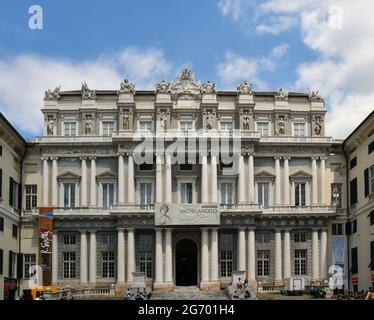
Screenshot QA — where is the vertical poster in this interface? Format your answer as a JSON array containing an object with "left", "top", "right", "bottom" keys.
[
  {"left": 39, "top": 207, "right": 53, "bottom": 286},
  {"left": 332, "top": 235, "right": 347, "bottom": 273}
]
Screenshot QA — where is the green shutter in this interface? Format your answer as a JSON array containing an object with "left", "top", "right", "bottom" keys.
[
  {"left": 364, "top": 168, "right": 369, "bottom": 197},
  {"left": 9, "top": 177, "right": 13, "bottom": 207}
]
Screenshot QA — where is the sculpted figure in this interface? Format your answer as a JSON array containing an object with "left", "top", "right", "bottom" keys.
[
  {"left": 119, "top": 79, "right": 136, "bottom": 94},
  {"left": 44, "top": 86, "right": 61, "bottom": 100},
  {"left": 201, "top": 81, "right": 216, "bottom": 94},
  {"left": 206, "top": 111, "right": 213, "bottom": 129},
  {"left": 123, "top": 112, "right": 130, "bottom": 130},
  {"left": 237, "top": 81, "right": 253, "bottom": 94},
  {"left": 47, "top": 116, "right": 54, "bottom": 135},
  {"left": 242, "top": 113, "right": 250, "bottom": 130},
  {"left": 160, "top": 112, "right": 167, "bottom": 130},
  {"left": 81, "top": 81, "right": 96, "bottom": 99}
]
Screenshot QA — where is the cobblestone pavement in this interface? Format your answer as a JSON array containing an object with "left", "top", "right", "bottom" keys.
[{"left": 151, "top": 287, "right": 229, "bottom": 300}]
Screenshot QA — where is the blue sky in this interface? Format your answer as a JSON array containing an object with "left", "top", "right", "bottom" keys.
[{"left": 0, "top": 0, "right": 373, "bottom": 138}]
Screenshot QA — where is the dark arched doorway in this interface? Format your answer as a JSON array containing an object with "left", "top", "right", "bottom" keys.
[{"left": 176, "top": 239, "right": 198, "bottom": 286}]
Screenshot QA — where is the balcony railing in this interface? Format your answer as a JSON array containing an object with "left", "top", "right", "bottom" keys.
[
  {"left": 262, "top": 205, "right": 335, "bottom": 214},
  {"left": 33, "top": 136, "right": 113, "bottom": 143},
  {"left": 259, "top": 136, "right": 333, "bottom": 144}
]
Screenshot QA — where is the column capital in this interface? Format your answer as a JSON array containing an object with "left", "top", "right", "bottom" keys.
[
  {"left": 116, "top": 227, "right": 125, "bottom": 232},
  {"left": 274, "top": 156, "right": 282, "bottom": 160},
  {"left": 88, "top": 230, "right": 97, "bottom": 234},
  {"left": 41, "top": 156, "right": 49, "bottom": 161},
  {"left": 79, "top": 156, "right": 88, "bottom": 161},
  {"left": 200, "top": 227, "right": 209, "bottom": 232},
  {"left": 50, "top": 156, "right": 59, "bottom": 161},
  {"left": 154, "top": 227, "right": 164, "bottom": 232},
  {"left": 210, "top": 227, "right": 219, "bottom": 232},
  {"left": 117, "top": 152, "right": 125, "bottom": 157},
  {"left": 79, "top": 230, "right": 88, "bottom": 234},
  {"left": 311, "top": 156, "right": 319, "bottom": 161},
  {"left": 319, "top": 156, "right": 327, "bottom": 161},
  {"left": 247, "top": 226, "right": 256, "bottom": 231},
  {"left": 283, "top": 156, "right": 291, "bottom": 160},
  {"left": 89, "top": 156, "right": 97, "bottom": 160},
  {"left": 126, "top": 227, "right": 135, "bottom": 232}
]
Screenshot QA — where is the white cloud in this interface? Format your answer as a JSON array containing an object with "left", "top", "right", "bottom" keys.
[
  {"left": 218, "top": 0, "right": 244, "bottom": 21},
  {"left": 255, "top": 15, "right": 297, "bottom": 35},
  {"left": 217, "top": 43, "right": 289, "bottom": 89},
  {"left": 0, "top": 47, "right": 171, "bottom": 136}
]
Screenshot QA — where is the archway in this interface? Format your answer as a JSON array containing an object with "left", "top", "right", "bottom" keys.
[{"left": 175, "top": 239, "right": 198, "bottom": 286}]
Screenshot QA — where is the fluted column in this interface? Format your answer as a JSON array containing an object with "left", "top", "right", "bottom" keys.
[
  {"left": 238, "top": 154, "right": 245, "bottom": 204},
  {"left": 90, "top": 157, "right": 97, "bottom": 207},
  {"left": 89, "top": 231, "right": 97, "bottom": 284},
  {"left": 80, "top": 157, "right": 88, "bottom": 207},
  {"left": 165, "top": 228, "right": 173, "bottom": 283},
  {"left": 275, "top": 230, "right": 283, "bottom": 283},
  {"left": 283, "top": 157, "right": 290, "bottom": 206},
  {"left": 311, "top": 157, "right": 318, "bottom": 205},
  {"left": 165, "top": 154, "right": 172, "bottom": 203},
  {"left": 248, "top": 154, "right": 255, "bottom": 203},
  {"left": 52, "top": 231, "right": 58, "bottom": 284},
  {"left": 118, "top": 154, "right": 125, "bottom": 204},
  {"left": 80, "top": 231, "right": 88, "bottom": 284},
  {"left": 275, "top": 157, "right": 281, "bottom": 205},
  {"left": 211, "top": 154, "right": 218, "bottom": 203},
  {"left": 312, "top": 229, "right": 320, "bottom": 280},
  {"left": 117, "top": 229, "right": 125, "bottom": 283},
  {"left": 201, "top": 154, "right": 208, "bottom": 203},
  {"left": 237, "top": 228, "right": 246, "bottom": 271},
  {"left": 127, "top": 154, "right": 135, "bottom": 203},
  {"left": 283, "top": 230, "right": 291, "bottom": 279},
  {"left": 51, "top": 157, "right": 58, "bottom": 207},
  {"left": 127, "top": 228, "right": 135, "bottom": 283},
  {"left": 42, "top": 157, "right": 49, "bottom": 206},
  {"left": 320, "top": 157, "right": 326, "bottom": 205},
  {"left": 155, "top": 228, "right": 163, "bottom": 284},
  {"left": 320, "top": 229, "right": 328, "bottom": 280},
  {"left": 210, "top": 228, "right": 219, "bottom": 282},
  {"left": 247, "top": 228, "right": 256, "bottom": 281},
  {"left": 156, "top": 154, "right": 163, "bottom": 203},
  {"left": 201, "top": 228, "right": 209, "bottom": 283}
]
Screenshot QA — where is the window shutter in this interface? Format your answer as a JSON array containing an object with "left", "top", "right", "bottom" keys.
[
  {"left": 371, "top": 241, "right": 374, "bottom": 271},
  {"left": 350, "top": 178, "right": 357, "bottom": 205},
  {"left": 18, "top": 183, "right": 21, "bottom": 210},
  {"left": 0, "top": 249, "right": 3, "bottom": 274},
  {"left": 17, "top": 253, "right": 23, "bottom": 279},
  {"left": 0, "top": 169, "right": 2, "bottom": 198},
  {"left": 364, "top": 168, "right": 369, "bottom": 197},
  {"left": 345, "top": 222, "right": 352, "bottom": 235},
  {"left": 9, "top": 177, "right": 13, "bottom": 207},
  {"left": 8, "top": 250, "right": 13, "bottom": 277}
]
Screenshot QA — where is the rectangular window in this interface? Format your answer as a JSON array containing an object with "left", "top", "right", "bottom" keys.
[
  {"left": 139, "top": 252, "right": 153, "bottom": 278},
  {"left": 101, "top": 234, "right": 115, "bottom": 245},
  {"left": 220, "top": 121, "right": 233, "bottom": 131},
  {"left": 331, "top": 183, "right": 342, "bottom": 208},
  {"left": 102, "top": 121, "right": 115, "bottom": 136},
  {"left": 139, "top": 120, "right": 153, "bottom": 131},
  {"left": 12, "top": 224, "right": 17, "bottom": 238},
  {"left": 179, "top": 120, "right": 193, "bottom": 131},
  {"left": 332, "top": 223, "right": 344, "bottom": 236},
  {"left": 24, "top": 254, "right": 36, "bottom": 279},
  {"left": 294, "top": 250, "right": 307, "bottom": 275},
  {"left": 181, "top": 183, "right": 193, "bottom": 204},
  {"left": 63, "top": 252, "right": 76, "bottom": 279},
  {"left": 293, "top": 123, "right": 306, "bottom": 136},
  {"left": 370, "top": 241, "right": 374, "bottom": 271},
  {"left": 294, "top": 232, "right": 306, "bottom": 242},
  {"left": 64, "top": 122, "right": 77, "bottom": 137},
  {"left": 257, "top": 122, "right": 269, "bottom": 136},
  {"left": 0, "top": 217, "right": 3, "bottom": 232},
  {"left": 25, "top": 184, "right": 37, "bottom": 211},
  {"left": 0, "top": 168, "right": 2, "bottom": 199},
  {"left": 102, "top": 251, "right": 115, "bottom": 278},
  {"left": 368, "top": 140, "right": 374, "bottom": 154},
  {"left": 139, "top": 163, "right": 154, "bottom": 171},
  {"left": 256, "top": 233, "right": 271, "bottom": 243},
  {"left": 220, "top": 183, "right": 234, "bottom": 205},
  {"left": 0, "top": 249, "right": 3, "bottom": 274},
  {"left": 63, "top": 235, "right": 76, "bottom": 245},
  {"left": 295, "top": 182, "right": 306, "bottom": 207},
  {"left": 351, "top": 247, "right": 358, "bottom": 274},
  {"left": 370, "top": 166, "right": 374, "bottom": 195},
  {"left": 220, "top": 251, "right": 233, "bottom": 277},
  {"left": 102, "top": 183, "right": 114, "bottom": 209},
  {"left": 140, "top": 183, "right": 153, "bottom": 206},
  {"left": 179, "top": 164, "right": 193, "bottom": 171},
  {"left": 350, "top": 178, "right": 357, "bottom": 206},
  {"left": 352, "top": 219, "right": 357, "bottom": 233},
  {"left": 350, "top": 157, "right": 357, "bottom": 169},
  {"left": 370, "top": 211, "right": 374, "bottom": 226},
  {"left": 257, "top": 250, "right": 270, "bottom": 276},
  {"left": 63, "top": 183, "right": 76, "bottom": 208},
  {"left": 9, "top": 177, "right": 19, "bottom": 209},
  {"left": 8, "top": 250, "right": 15, "bottom": 277},
  {"left": 257, "top": 182, "right": 270, "bottom": 207}
]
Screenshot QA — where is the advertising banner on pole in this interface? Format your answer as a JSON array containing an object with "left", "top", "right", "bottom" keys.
[{"left": 39, "top": 207, "right": 53, "bottom": 286}]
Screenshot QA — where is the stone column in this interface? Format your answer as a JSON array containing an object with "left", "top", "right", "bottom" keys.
[
  {"left": 42, "top": 157, "right": 49, "bottom": 206},
  {"left": 210, "top": 228, "right": 219, "bottom": 283},
  {"left": 201, "top": 154, "right": 208, "bottom": 203},
  {"left": 283, "top": 230, "right": 291, "bottom": 279},
  {"left": 320, "top": 229, "right": 328, "bottom": 280},
  {"left": 311, "top": 157, "right": 318, "bottom": 205},
  {"left": 52, "top": 231, "right": 58, "bottom": 284},
  {"left": 80, "top": 231, "right": 88, "bottom": 284},
  {"left": 320, "top": 157, "right": 326, "bottom": 205},
  {"left": 90, "top": 157, "right": 97, "bottom": 207},
  {"left": 274, "top": 230, "right": 283, "bottom": 284},
  {"left": 50, "top": 157, "right": 58, "bottom": 207},
  {"left": 155, "top": 228, "right": 163, "bottom": 284},
  {"left": 238, "top": 154, "right": 245, "bottom": 204},
  {"left": 275, "top": 157, "right": 281, "bottom": 206},
  {"left": 312, "top": 229, "right": 320, "bottom": 281},
  {"left": 127, "top": 154, "right": 135, "bottom": 204},
  {"left": 247, "top": 228, "right": 256, "bottom": 282},
  {"left": 89, "top": 231, "right": 97, "bottom": 284},
  {"left": 283, "top": 157, "right": 290, "bottom": 206},
  {"left": 211, "top": 154, "right": 218, "bottom": 203},
  {"left": 201, "top": 228, "right": 209, "bottom": 284},
  {"left": 118, "top": 154, "right": 125, "bottom": 204},
  {"left": 80, "top": 157, "right": 88, "bottom": 207},
  {"left": 237, "top": 228, "right": 246, "bottom": 271},
  {"left": 165, "top": 228, "right": 173, "bottom": 284},
  {"left": 127, "top": 228, "right": 135, "bottom": 283},
  {"left": 248, "top": 154, "right": 255, "bottom": 203},
  {"left": 165, "top": 154, "right": 172, "bottom": 203},
  {"left": 156, "top": 154, "right": 163, "bottom": 203},
  {"left": 117, "top": 229, "right": 125, "bottom": 283}
]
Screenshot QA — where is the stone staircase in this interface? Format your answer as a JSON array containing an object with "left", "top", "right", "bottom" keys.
[{"left": 151, "top": 286, "right": 229, "bottom": 300}]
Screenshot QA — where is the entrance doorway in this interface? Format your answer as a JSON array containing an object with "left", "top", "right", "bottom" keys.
[{"left": 176, "top": 239, "right": 198, "bottom": 286}]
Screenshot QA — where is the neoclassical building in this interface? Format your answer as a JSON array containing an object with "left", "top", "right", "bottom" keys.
[{"left": 19, "top": 68, "right": 348, "bottom": 294}]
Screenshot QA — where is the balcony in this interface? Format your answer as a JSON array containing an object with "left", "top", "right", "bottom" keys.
[
  {"left": 259, "top": 136, "right": 333, "bottom": 145},
  {"left": 33, "top": 135, "right": 113, "bottom": 144},
  {"left": 262, "top": 205, "right": 335, "bottom": 215}
]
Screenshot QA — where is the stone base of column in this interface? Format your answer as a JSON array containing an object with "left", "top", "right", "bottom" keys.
[
  {"left": 248, "top": 279, "right": 257, "bottom": 291},
  {"left": 153, "top": 282, "right": 175, "bottom": 292},
  {"left": 273, "top": 279, "right": 284, "bottom": 286},
  {"left": 115, "top": 282, "right": 129, "bottom": 296},
  {"left": 199, "top": 281, "right": 220, "bottom": 291}
]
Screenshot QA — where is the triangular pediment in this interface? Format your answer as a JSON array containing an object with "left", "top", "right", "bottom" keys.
[
  {"left": 57, "top": 171, "right": 81, "bottom": 179},
  {"left": 255, "top": 170, "right": 275, "bottom": 178},
  {"left": 289, "top": 170, "right": 312, "bottom": 178},
  {"left": 96, "top": 171, "right": 117, "bottom": 179}
]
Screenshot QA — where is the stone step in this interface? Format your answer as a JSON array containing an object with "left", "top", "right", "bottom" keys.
[{"left": 150, "top": 288, "right": 229, "bottom": 300}]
